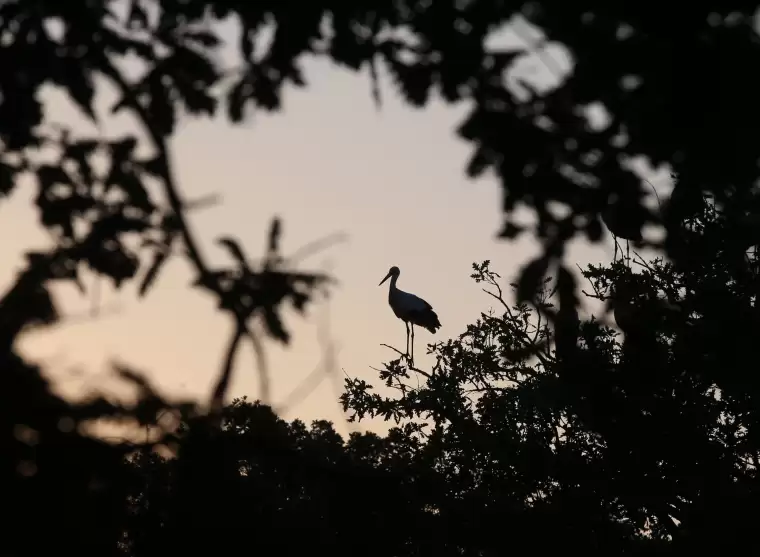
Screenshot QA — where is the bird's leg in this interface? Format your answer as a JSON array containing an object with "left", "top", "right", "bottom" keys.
[
  {"left": 410, "top": 324, "right": 415, "bottom": 365},
  {"left": 405, "top": 321, "right": 410, "bottom": 358}
]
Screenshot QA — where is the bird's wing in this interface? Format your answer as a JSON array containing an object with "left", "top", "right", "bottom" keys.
[{"left": 399, "top": 291, "right": 432, "bottom": 311}]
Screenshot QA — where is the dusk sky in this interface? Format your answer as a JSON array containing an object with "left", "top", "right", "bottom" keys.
[{"left": 2, "top": 16, "right": 670, "bottom": 435}]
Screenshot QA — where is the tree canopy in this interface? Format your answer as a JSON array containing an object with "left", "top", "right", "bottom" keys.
[
  {"left": 118, "top": 197, "right": 760, "bottom": 554},
  {"left": 4, "top": 1, "right": 760, "bottom": 301},
  {"left": 4, "top": 1, "right": 760, "bottom": 555}
]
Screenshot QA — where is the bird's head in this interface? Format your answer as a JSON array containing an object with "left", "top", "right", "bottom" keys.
[{"left": 379, "top": 266, "right": 400, "bottom": 286}]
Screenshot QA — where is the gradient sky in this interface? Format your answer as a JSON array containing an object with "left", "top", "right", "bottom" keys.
[{"left": 3, "top": 16, "right": 670, "bottom": 436}]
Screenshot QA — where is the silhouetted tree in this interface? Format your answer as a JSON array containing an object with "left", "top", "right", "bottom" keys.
[
  {"left": 344, "top": 197, "right": 760, "bottom": 553},
  {"left": 2, "top": 2, "right": 329, "bottom": 554},
  {"left": 117, "top": 192, "right": 760, "bottom": 555},
  {"left": 5, "top": 2, "right": 760, "bottom": 555},
  {"left": 121, "top": 398, "right": 442, "bottom": 557}
]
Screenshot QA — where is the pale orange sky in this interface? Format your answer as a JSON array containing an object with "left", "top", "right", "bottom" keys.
[{"left": 3, "top": 17, "right": 670, "bottom": 435}]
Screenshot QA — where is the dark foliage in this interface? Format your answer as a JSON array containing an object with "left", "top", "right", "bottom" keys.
[
  {"left": 341, "top": 209, "right": 760, "bottom": 553},
  {"left": 3, "top": 1, "right": 760, "bottom": 555},
  {"left": 120, "top": 196, "right": 760, "bottom": 554},
  {"left": 3, "top": 1, "right": 757, "bottom": 301},
  {"left": 122, "top": 400, "right": 437, "bottom": 557}
]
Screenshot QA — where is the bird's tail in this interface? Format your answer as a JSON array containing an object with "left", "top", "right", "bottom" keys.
[{"left": 423, "top": 312, "right": 442, "bottom": 334}]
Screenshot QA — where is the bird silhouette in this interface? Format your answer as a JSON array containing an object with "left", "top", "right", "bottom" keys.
[
  {"left": 379, "top": 266, "right": 441, "bottom": 364},
  {"left": 602, "top": 193, "right": 645, "bottom": 262}
]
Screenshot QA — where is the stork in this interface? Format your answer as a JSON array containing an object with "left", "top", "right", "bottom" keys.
[
  {"left": 378, "top": 266, "right": 441, "bottom": 364},
  {"left": 602, "top": 194, "right": 644, "bottom": 263}
]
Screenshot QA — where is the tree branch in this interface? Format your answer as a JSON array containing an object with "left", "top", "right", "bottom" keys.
[
  {"left": 211, "top": 320, "right": 245, "bottom": 415},
  {"left": 97, "top": 56, "right": 259, "bottom": 410},
  {"left": 98, "top": 60, "right": 211, "bottom": 287},
  {"left": 380, "top": 343, "right": 432, "bottom": 379},
  {"left": 246, "top": 325, "right": 270, "bottom": 406}
]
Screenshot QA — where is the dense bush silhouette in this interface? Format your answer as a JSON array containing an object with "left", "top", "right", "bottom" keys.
[
  {"left": 3, "top": 1, "right": 760, "bottom": 555},
  {"left": 122, "top": 400, "right": 439, "bottom": 557},
  {"left": 344, "top": 247, "right": 760, "bottom": 551},
  {"left": 117, "top": 192, "right": 760, "bottom": 554}
]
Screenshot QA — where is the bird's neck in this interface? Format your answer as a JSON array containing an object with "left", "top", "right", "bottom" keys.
[{"left": 387, "top": 275, "right": 398, "bottom": 300}]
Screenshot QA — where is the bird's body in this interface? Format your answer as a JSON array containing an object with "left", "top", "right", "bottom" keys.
[
  {"left": 388, "top": 287, "right": 441, "bottom": 333},
  {"left": 379, "top": 266, "right": 440, "bottom": 362},
  {"left": 602, "top": 194, "right": 645, "bottom": 262}
]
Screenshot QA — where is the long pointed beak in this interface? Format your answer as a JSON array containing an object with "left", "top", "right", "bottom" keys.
[{"left": 379, "top": 272, "right": 391, "bottom": 286}]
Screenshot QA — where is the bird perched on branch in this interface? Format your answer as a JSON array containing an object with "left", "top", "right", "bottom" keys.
[
  {"left": 601, "top": 190, "right": 649, "bottom": 262},
  {"left": 379, "top": 266, "right": 441, "bottom": 363}
]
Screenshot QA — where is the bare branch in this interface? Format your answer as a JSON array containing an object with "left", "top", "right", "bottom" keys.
[
  {"left": 408, "top": 364, "right": 432, "bottom": 380},
  {"left": 97, "top": 58, "right": 213, "bottom": 295},
  {"left": 98, "top": 56, "right": 276, "bottom": 411},
  {"left": 277, "top": 357, "right": 328, "bottom": 415},
  {"left": 381, "top": 343, "right": 407, "bottom": 358},
  {"left": 285, "top": 231, "right": 349, "bottom": 266},
  {"left": 247, "top": 326, "right": 270, "bottom": 406},
  {"left": 211, "top": 320, "right": 245, "bottom": 414},
  {"left": 379, "top": 344, "right": 433, "bottom": 379}
]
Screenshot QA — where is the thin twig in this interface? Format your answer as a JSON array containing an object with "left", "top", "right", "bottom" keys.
[
  {"left": 379, "top": 343, "right": 433, "bottom": 379},
  {"left": 631, "top": 249, "right": 656, "bottom": 273},
  {"left": 408, "top": 365, "right": 432, "bottom": 380},
  {"left": 185, "top": 192, "right": 223, "bottom": 213},
  {"left": 246, "top": 325, "right": 270, "bottom": 406},
  {"left": 285, "top": 232, "right": 349, "bottom": 266},
  {"left": 370, "top": 365, "right": 412, "bottom": 395},
  {"left": 211, "top": 320, "right": 245, "bottom": 414},
  {"left": 265, "top": 255, "right": 350, "bottom": 422},
  {"left": 380, "top": 343, "right": 407, "bottom": 358},
  {"left": 314, "top": 294, "right": 354, "bottom": 432},
  {"left": 277, "top": 358, "right": 328, "bottom": 414},
  {"left": 480, "top": 289, "right": 555, "bottom": 368}
]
